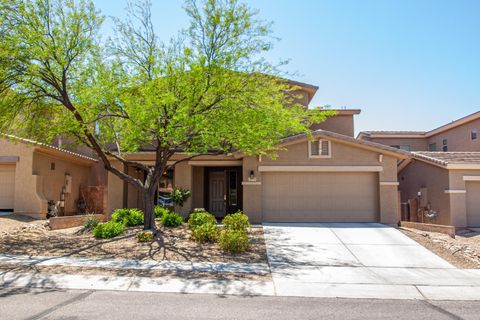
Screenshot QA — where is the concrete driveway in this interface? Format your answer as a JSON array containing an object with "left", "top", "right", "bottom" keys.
[{"left": 263, "top": 223, "right": 480, "bottom": 300}]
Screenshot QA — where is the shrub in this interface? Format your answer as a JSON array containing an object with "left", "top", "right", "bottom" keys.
[
  {"left": 222, "top": 211, "right": 250, "bottom": 232},
  {"left": 218, "top": 229, "right": 250, "bottom": 253},
  {"left": 112, "top": 208, "right": 144, "bottom": 227},
  {"left": 191, "top": 222, "right": 219, "bottom": 242},
  {"left": 83, "top": 214, "right": 99, "bottom": 231},
  {"left": 154, "top": 206, "right": 170, "bottom": 219},
  {"left": 161, "top": 212, "right": 184, "bottom": 227},
  {"left": 93, "top": 221, "right": 125, "bottom": 239},
  {"left": 137, "top": 231, "right": 154, "bottom": 242},
  {"left": 188, "top": 211, "right": 217, "bottom": 230},
  {"left": 171, "top": 188, "right": 192, "bottom": 207}
]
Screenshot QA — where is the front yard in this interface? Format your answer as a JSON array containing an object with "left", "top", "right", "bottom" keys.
[{"left": 0, "top": 215, "right": 267, "bottom": 264}]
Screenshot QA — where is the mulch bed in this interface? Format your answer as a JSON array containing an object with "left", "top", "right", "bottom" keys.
[{"left": 0, "top": 223, "right": 268, "bottom": 264}]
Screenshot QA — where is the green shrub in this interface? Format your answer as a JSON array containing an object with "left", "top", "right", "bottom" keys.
[
  {"left": 188, "top": 211, "right": 217, "bottom": 230},
  {"left": 154, "top": 206, "right": 170, "bottom": 219},
  {"left": 191, "top": 222, "right": 219, "bottom": 242},
  {"left": 222, "top": 211, "right": 250, "bottom": 232},
  {"left": 137, "top": 231, "right": 154, "bottom": 242},
  {"left": 161, "top": 212, "right": 184, "bottom": 227},
  {"left": 83, "top": 214, "right": 99, "bottom": 231},
  {"left": 112, "top": 208, "right": 144, "bottom": 227},
  {"left": 171, "top": 188, "right": 192, "bottom": 207},
  {"left": 218, "top": 229, "right": 250, "bottom": 253},
  {"left": 93, "top": 221, "right": 125, "bottom": 239}
]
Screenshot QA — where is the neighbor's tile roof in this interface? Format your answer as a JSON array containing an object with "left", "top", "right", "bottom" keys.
[
  {"left": 412, "top": 151, "right": 480, "bottom": 166},
  {"left": 1, "top": 134, "right": 98, "bottom": 162},
  {"left": 360, "top": 131, "right": 426, "bottom": 136}
]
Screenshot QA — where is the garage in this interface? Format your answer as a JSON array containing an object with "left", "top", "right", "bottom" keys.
[
  {"left": 0, "top": 164, "right": 15, "bottom": 210},
  {"left": 466, "top": 181, "right": 480, "bottom": 227},
  {"left": 262, "top": 171, "right": 379, "bottom": 222}
]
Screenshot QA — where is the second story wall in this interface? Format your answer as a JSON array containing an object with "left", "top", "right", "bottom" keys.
[
  {"left": 366, "top": 137, "right": 428, "bottom": 151},
  {"left": 427, "top": 118, "right": 480, "bottom": 152}
]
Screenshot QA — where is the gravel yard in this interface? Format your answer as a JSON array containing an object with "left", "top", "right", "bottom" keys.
[{"left": 400, "top": 227, "right": 480, "bottom": 269}]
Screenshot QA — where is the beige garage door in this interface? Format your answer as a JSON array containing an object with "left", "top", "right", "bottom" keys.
[
  {"left": 466, "top": 182, "right": 480, "bottom": 227},
  {"left": 0, "top": 164, "right": 15, "bottom": 210},
  {"left": 262, "top": 172, "right": 379, "bottom": 222}
]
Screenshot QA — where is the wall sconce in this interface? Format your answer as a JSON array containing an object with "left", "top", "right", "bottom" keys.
[{"left": 248, "top": 170, "right": 256, "bottom": 181}]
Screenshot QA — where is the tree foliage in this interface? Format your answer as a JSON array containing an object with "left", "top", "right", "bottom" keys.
[{"left": 0, "top": 0, "right": 333, "bottom": 229}]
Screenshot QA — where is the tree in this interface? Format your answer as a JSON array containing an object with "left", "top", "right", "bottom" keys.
[{"left": 0, "top": 0, "right": 332, "bottom": 231}]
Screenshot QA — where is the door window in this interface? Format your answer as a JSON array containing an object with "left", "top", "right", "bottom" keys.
[{"left": 229, "top": 170, "right": 238, "bottom": 206}]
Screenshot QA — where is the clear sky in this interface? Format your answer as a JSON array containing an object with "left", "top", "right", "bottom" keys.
[{"left": 94, "top": 0, "right": 480, "bottom": 135}]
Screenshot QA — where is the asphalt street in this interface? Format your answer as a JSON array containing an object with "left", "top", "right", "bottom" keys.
[{"left": 1, "top": 288, "right": 479, "bottom": 320}]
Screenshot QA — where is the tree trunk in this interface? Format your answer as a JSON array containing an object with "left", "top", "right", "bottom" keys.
[{"left": 141, "top": 187, "right": 156, "bottom": 232}]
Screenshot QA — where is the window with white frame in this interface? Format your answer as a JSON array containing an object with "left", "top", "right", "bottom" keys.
[
  {"left": 442, "top": 139, "right": 448, "bottom": 152},
  {"left": 309, "top": 139, "right": 331, "bottom": 158}
]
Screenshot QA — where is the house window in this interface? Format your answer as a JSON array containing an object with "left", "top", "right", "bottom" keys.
[
  {"left": 391, "top": 145, "right": 411, "bottom": 151},
  {"left": 428, "top": 143, "right": 437, "bottom": 151},
  {"left": 472, "top": 129, "right": 477, "bottom": 140},
  {"left": 309, "top": 139, "right": 331, "bottom": 158},
  {"left": 442, "top": 139, "right": 448, "bottom": 152}
]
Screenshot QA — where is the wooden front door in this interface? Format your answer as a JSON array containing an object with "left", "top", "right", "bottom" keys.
[{"left": 209, "top": 171, "right": 226, "bottom": 216}]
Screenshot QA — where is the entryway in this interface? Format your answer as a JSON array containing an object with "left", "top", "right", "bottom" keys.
[
  {"left": 205, "top": 167, "right": 242, "bottom": 217},
  {"left": 0, "top": 164, "right": 15, "bottom": 211}
]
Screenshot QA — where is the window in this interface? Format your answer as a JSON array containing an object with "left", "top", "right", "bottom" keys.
[
  {"left": 390, "top": 145, "right": 400, "bottom": 149},
  {"left": 229, "top": 171, "right": 238, "bottom": 206},
  {"left": 442, "top": 139, "right": 448, "bottom": 152},
  {"left": 428, "top": 143, "right": 437, "bottom": 151},
  {"left": 391, "top": 145, "right": 411, "bottom": 151},
  {"left": 309, "top": 139, "right": 331, "bottom": 158},
  {"left": 472, "top": 129, "right": 477, "bottom": 140}
]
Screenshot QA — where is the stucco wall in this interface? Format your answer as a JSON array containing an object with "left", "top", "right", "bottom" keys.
[
  {"left": 310, "top": 115, "right": 355, "bottom": 137},
  {"left": 398, "top": 161, "right": 451, "bottom": 225},
  {"left": 366, "top": 137, "right": 428, "bottom": 151},
  {"left": 192, "top": 166, "right": 205, "bottom": 210},
  {"left": 32, "top": 151, "right": 91, "bottom": 214},
  {"left": 427, "top": 118, "right": 480, "bottom": 152}
]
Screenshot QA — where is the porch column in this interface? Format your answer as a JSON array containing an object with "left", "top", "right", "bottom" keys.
[{"left": 174, "top": 161, "right": 193, "bottom": 217}]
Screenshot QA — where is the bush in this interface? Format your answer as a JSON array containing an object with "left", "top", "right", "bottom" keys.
[
  {"left": 161, "top": 212, "right": 184, "bottom": 227},
  {"left": 154, "top": 206, "right": 170, "bottom": 219},
  {"left": 218, "top": 229, "right": 250, "bottom": 253},
  {"left": 222, "top": 211, "right": 250, "bottom": 232},
  {"left": 188, "top": 211, "right": 217, "bottom": 230},
  {"left": 137, "top": 231, "right": 154, "bottom": 242},
  {"left": 83, "top": 214, "right": 99, "bottom": 231},
  {"left": 191, "top": 222, "right": 219, "bottom": 242},
  {"left": 112, "top": 208, "right": 144, "bottom": 227},
  {"left": 171, "top": 188, "right": 192, "bottom": 207},
  {"left": 93, "top": 221, "right": 125, "bottom": 239}
]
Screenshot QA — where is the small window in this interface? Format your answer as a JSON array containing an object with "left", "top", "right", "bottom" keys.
[
  {"left": 399, "top": 145, "right": 411, "bottom": 151},
  {"left": 428, "top": 143, "right": 437, "bottom": 151},
  {"left": 442, "top": 139, "right": 448, "bottom": 152},
  {"left": 309, "top": 139, "right": 331, "bottom": 158},
  {"left": 472, "top": 129, "right": 477, "bottom": 140}
]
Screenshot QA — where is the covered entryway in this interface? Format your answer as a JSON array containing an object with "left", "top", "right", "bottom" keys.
[
  {"left": 262, "top": 172, "right": 379, "bottom": 222},
  {"left": 466, "top": 181, "right": 480, "bottom": 227},
  {"left": 0, "top": 164, "right": 15, "bottom": 211},
  {"left": 204, "top": 166, "right": 242, "bottom": 217}
]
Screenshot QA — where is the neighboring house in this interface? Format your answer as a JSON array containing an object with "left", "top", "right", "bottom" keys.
[
  {"left": 357, "top": 111, "right": 480, "bottom": 152},
  {"left": 0, "top": 81, "right": 409, "bottom": 225},
  {"left": 399, "top": 152, "right": 480, "bottom": 228}
]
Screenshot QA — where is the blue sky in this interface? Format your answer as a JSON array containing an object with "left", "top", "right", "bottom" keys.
[{"left": 95, "top": 0, "right": 480, "bottom": 134}]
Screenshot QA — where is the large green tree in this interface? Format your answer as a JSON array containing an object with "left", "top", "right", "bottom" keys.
[{"left": 0, "top": 0, "right": 332, "bottom": 230}]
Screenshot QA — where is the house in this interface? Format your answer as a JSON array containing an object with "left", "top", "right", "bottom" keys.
[
  {"left": 0, "top": 81, "right": 409, "bottom": 225},
  {"left": 399, "top": 152, "right": 480, "bottom": 228},
  {"left": 359, "top": 111, "right": 480, "bottom": 228},
  {"left": 357, "top": 111, "right": 480, "bottom": 152}
]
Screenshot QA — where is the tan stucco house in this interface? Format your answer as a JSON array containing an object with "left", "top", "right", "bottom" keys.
[
  {"left": 359, "top": 111, "right": 480, "bottom": 229},
  {"left": 0, "top": 82, "right": 409, "bottom": 225}
]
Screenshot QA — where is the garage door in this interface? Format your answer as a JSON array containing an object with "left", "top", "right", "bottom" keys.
[
  {"left": 466, "top": 182, "right": 480, "bottom": 227},
  {"left": 262, "top": 172, "right": 379, "bottom": 222},
  {"left": 0, "top": 164, "right": 15, "bottom": 210}
]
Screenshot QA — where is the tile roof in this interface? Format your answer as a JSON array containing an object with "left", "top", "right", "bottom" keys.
[
  {"left": 1, "top": 134, "right": 98, "bottom": 162},
  {"left": 360, "top": 131, "right": 426, "bottom": 136},
  {"left": 412, "top": 152, "right": 480, "bottom": 166}
]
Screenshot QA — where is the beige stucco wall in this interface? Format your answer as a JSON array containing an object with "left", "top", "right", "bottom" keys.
[
  {"left": 366, "top": 137, "right": 428, "bottom": 151},
  {"left": 242, "top": 137, "right": 401, "bottom": 224},
  {"left": 192, "top": 166, "right": 205, "bottom": 210},
  {"left": 310, "top": 115, "right": 355, "bottom": 137},
  {"left": 32, "top": 151, "right": 91, "bottom": 214},
  {"left": 398, "top": 161, "right": 451, "bottom": 225},
  {"left": 174, "top": 161, "right": 193, "bottom": 216},
  {"left": 427, "top": 118, "right": 480, "bottom": 152}
]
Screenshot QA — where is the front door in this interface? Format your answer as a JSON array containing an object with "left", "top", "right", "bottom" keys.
[
  {"left": 209, "top": 171, "right": 226, "bottom": 216},
  {"left": 206, "top": 167, "right": 243, "bottom": 217}
]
